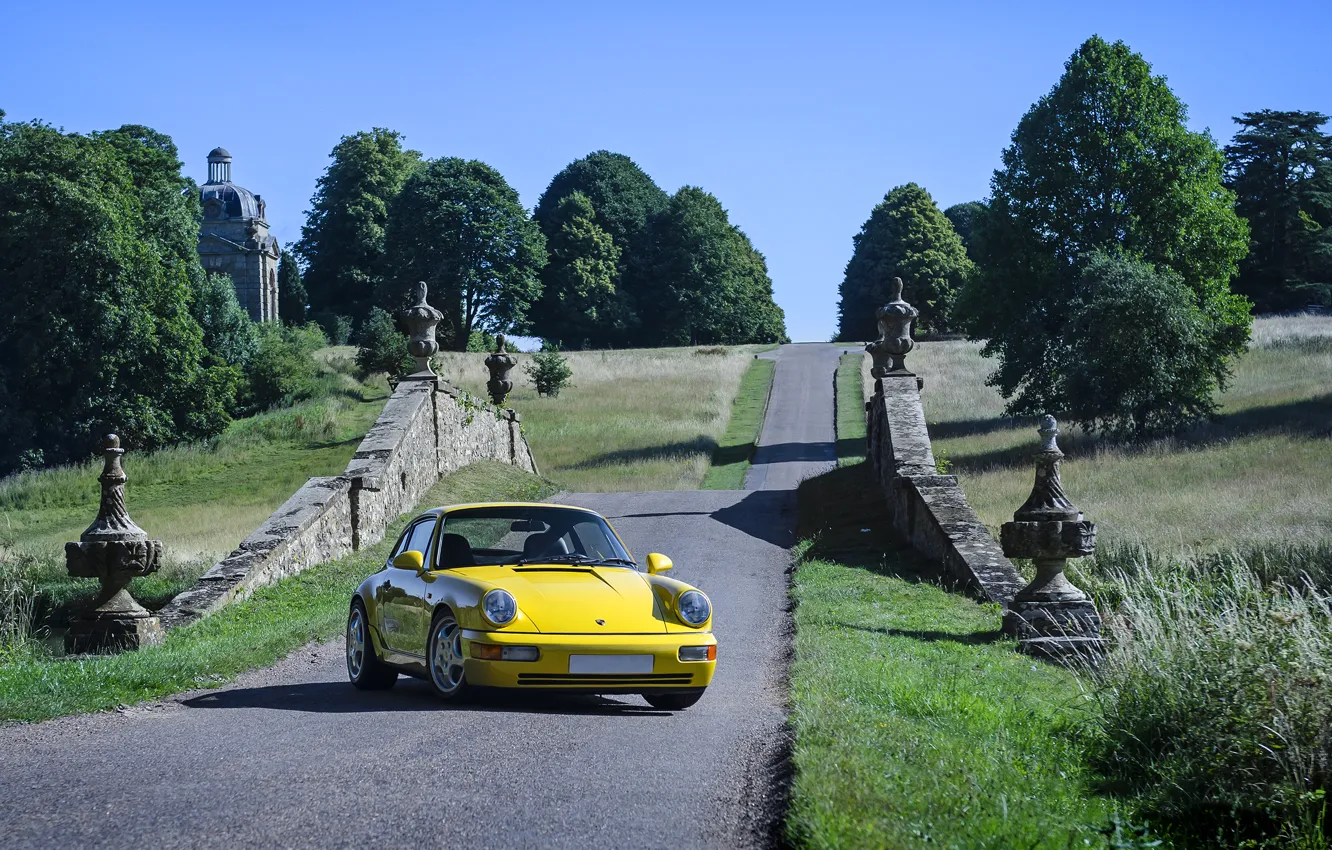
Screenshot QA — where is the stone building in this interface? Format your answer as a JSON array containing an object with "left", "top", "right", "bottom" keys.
[{"left": 197, "top": 147, "right": 280, "bottom": 322}]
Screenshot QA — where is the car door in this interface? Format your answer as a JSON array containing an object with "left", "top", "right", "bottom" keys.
[{"left": 379, "top": 516, "right": 438, "bottom": 656}]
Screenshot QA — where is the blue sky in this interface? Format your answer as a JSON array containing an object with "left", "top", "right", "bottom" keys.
[{"left": 3, "top": 1, "right": 1329, "bottom": 342}]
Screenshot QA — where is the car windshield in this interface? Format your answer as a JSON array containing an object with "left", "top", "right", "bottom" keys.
[{"left": 438, "top": 506, "right": 634, "bottom": 570}]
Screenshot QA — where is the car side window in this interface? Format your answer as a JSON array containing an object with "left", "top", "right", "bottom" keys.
[{"left": 389, "top": 518, "right": 437, "bottom": 567}]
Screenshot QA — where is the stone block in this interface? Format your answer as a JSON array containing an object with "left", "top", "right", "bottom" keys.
[{"left": 66, "top": 615, "right": 164, "bottom": 654}]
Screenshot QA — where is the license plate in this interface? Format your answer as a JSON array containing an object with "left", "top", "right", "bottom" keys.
[{"left": 568, "top": 654, "right": 654, "bottom": 674}]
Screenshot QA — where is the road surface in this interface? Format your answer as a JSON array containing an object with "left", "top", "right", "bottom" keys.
[{"left": 0, "top": 344, "right": 848, "bottom": 850}]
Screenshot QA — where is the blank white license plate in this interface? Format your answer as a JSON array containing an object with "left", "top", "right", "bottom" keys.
[{"left": 569, "top": 654, "right": 654, "bottom": 674}]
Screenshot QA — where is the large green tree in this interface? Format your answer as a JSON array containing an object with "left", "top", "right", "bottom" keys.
[
  {"left": 1225, "top": 110, "right": 1332, "bottom": 312},
  {"left": 957, "top": 36, "right": 1251, "bottom": 437},
  {"left": 943, "top": 201, "right": 985, "bottom": 260},
  {"left": 533, "top": 151, "right": 669, "bottom": 344},
  {"left": 296, "top": 128, "right": 420, "bottom": 324},
  {"left": 528, "top": 191, "right": 624, "bottom": 348},
  {"left": 0, "top": 119, "right": 236, "bottom": 474},
  {"left": 837, "top": 183, "right": 973, "bottom": 340},
  {"left": 641, "top": 187, "right": 786, "bottom": 346},
  {"left": 385, "top": 158, "right": 546, "bottom": 349}
]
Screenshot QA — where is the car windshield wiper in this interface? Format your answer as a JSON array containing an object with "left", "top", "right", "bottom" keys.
[{"left": 510, "top": 554, "right": 638, "bottom": 568}]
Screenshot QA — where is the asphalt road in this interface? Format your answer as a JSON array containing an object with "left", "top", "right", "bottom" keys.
[{"left": 0, "top": 344, "right": 845, "bottom": 850}]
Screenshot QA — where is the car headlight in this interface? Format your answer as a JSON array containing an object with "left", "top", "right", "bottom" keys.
[
  {"left": 676, "top": 590, "right": 711, "bottom": 626},
  {"left": 481, "top": 589, "right": 518, "bottom": 626}
]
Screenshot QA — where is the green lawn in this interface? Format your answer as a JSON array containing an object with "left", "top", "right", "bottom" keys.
[
  {"left": 701, "top": 356, "right": 776, "bottom": 489},
  {"left": 786, "top": 464, "right": 1117, "bottom": 849},
  {"left": 835, "top": 352, "right": 866, "bottom": 466},
  {"left": 0, "top": 460, "right": 555, "bottom": 723}
]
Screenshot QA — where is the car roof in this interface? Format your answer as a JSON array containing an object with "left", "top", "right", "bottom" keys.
[{"left": 416, "top": 502, "right": 605, "bottom": 518}]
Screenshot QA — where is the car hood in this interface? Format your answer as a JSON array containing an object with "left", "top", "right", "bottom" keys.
[{"left": 461, "top": 565, "right": 665, "bottom": 634}]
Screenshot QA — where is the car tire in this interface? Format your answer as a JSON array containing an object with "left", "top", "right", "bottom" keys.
[
  {"left": 347, "top": 599, "right": 397, "bottom": 690},
  {"left": 427, "top": 608, "right": 471, "bottom": 702},
  {"left": 643, "top": 689, "right": 705, "bottom": 711}
]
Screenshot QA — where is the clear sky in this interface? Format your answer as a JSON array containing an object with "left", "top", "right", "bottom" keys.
[{"left": 3, "top": 1, "right": 1329, "bottom": 342}]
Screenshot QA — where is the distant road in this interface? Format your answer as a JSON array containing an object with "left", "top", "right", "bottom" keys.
[{"left": 0, "top": 344, "right": 850, "bottom": 850}]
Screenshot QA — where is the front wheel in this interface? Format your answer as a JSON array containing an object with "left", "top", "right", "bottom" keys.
[
  {"left": 427, "top": 609, "right": 471, "bottom": 701},
  {"left": 643, "top": 689, "right": 705, "bottom": 711},
  {"left": 347, "top": 600, "right": 397, "bottom": 690}
]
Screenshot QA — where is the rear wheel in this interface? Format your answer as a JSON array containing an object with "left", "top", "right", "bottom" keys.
[
  {"left": 427, "top": 609, "right": 471, "bottom": 701},
  {"left": 347, "top": 600, "right": 397, "bottom": 690},
  {"left": 643, "top": 689, "right": 705, "bottom": 711}
]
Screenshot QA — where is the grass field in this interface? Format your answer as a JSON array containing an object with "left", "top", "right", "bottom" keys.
[
  {"left": 434, "top": 345, "right": 772, "bottom": 492},
  {"left": 892, "top": 314, "right": 1332, "bottom": 553},
  {"left": 701, "top": 356, "right": 776, "bottom": 489},
  {"left": 835, "top": 352, "right": 866, "bottom": 466},
  {"left": 0, "top": 460, "right": 554, "bottom": 723}
]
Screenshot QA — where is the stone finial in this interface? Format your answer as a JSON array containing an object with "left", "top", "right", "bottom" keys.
[
  {"left": 866, "top": 277, "right": 919, "bottom": 378},
  {"left": 65, "top": 435, "right": 164, "bottom": 653},
  {"left": 400, "top": 281, "right": 445, "bottom": 381},
  {"left": 484, "top": 334, "right": 518, "bottom": 406},
  {"left": 999, "top": 416, "right": 1103, "bottom": 661}
]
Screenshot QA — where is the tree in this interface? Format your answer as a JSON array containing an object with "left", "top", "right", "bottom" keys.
[
  {"left": 385, "top": 158, "right": 547, "bottom": 350},
  {"left": 193, "top": 272, "right": 258, "bottom": 367},
  {"left": 1225, "top": 110, "right": 1332, "bottom": 312},
  {"left": 277, "top": 249, "right": 308, "bottom": 325},
  {"left": 641, "top": 187, "right": 787, "bottom": 346},
  {"left": 296, "top": 129, "right": 421, "bottom": 324},
  {"left": 533, "top": 151, "right": 669, "bottom": 344},
  {"left": 528, "top": 191, "right": 624, "bottom": 347},
  {"left": 837, "top": 184, "right": 974, "bottom": 340},
  {"left": 956, "top": 36, "right": 1251, "bottom": 436},
  {"left": 0, "top": 119, "right": 236, "bottom": 474},
  {"left": 944, "top": 201, "right": 985, "bottom": 260},
  {"left": 355, "top": 307, "right": 412, "bottom": 379},
  {"left": 526, "top": 346, "right": 574, "bottom": 396}
]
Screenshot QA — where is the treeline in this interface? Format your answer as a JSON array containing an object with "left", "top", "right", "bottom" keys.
[
  {"left": 296, "top": 140, "right": 786, "bottom": 350},
  {"left": 835, "top": 36, "right": 1332, "bottom": 439}
]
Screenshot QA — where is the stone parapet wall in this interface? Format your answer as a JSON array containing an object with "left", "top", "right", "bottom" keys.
[
  {"left": 158, "top": 379, "right": 537, "bottom": 630},
  {"left": 867, "top": 375, "right": 1026, "bottom": 605}
]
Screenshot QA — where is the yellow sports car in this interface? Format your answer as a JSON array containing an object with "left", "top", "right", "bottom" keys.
[{"left": 346, "top": 502, "right": 717, "bottom": 710}]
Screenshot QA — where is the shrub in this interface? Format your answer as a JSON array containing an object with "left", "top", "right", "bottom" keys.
[
  {"left": 1091, "top": 552, "right": 1332, "bottom": 846},
  {"left": 355, "top": 307, "right": 412, "bottom": 378},
  {"left": 242, "top": 323, "right": 327, "bottom": 412},
  {"left": 312, "top": 312, "right": 354, "bottom": 346},
  {"left": 526, "top": 348, "right": 573, "bottom": 397}
]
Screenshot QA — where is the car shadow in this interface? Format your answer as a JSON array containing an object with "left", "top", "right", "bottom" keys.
[{"left": 180, "top": 680, "right": 673, "bottom": 717}]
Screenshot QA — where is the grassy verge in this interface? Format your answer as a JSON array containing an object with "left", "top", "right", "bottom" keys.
[
  {"left": 0, "top": 460, "right": 555, "bottom": 723},
  {"left": 834, "top": 352, "right": 866, "bottom": 466},
  {"left": 434, "top": 345, "right": 770, "bottom": 492},
  {"left": 701, "top": 356, "right": 776, "bottom": 489},
  {"left": 786, "top": 463, "right": 1116, "bottom": 848}
]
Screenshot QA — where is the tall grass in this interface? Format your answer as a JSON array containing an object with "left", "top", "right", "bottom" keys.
[
  {"left": 1088, "top": 549, "right": 1332, "bottom": 847},
  {"left": 434, "top": 345, "right": 768, "bottom": 491}
]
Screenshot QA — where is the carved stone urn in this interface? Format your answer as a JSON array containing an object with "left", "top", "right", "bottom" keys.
[
  {"left": 64, "top": 435, "right": 165, "bottom": 653},
  {"left": 866, "top": 277, "right": 918, "bottom": 378},
  {"left": 484, "top": 334, "right": 517, "bottom": 405},
  {"left": 400, "top": 281, "right": 445, "bottom": 381},
  {"left": 999, "top": 416, "right": 1104, "bottom": 661}
]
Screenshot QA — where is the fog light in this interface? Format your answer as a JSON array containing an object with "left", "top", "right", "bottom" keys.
[
  {"left": 470, "top": 643, "right": 539, "bottom": 661},
  {"left": 679, "top": 645, "right": 716, "bottom": 662}
]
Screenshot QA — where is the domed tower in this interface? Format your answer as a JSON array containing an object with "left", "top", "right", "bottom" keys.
[{"left": 197, "top": 147, "right": 281, "bottom": 322}]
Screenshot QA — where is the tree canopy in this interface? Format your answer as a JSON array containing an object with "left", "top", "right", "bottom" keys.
[
  {"left": 957, "top": 36, "right": 1251, "bottom": 437},
  {"left": 385, "top": 157, "right": 547, "bottom": 350},
  {"left": 837, "top": 183, "right": 973, "bottom": 340},
  {"left": 277, "top": 249, "right": 308, "bottom": 325},
  {"left": 0, "top": 118, "right": 236, "bottom": 474},
  {"left": 641, "top": 187, "right": 786, "bottom": 346},
  {"left": 528, "top": 191, "right": 624, "bottom": 348},
  {"left": 296, "top": 128, "right": 421, "bottom": 325},
  {"left": 1225, "top": 110, "right": 1332, "bottom": 312},
  {"left": 943, "top": 201, "right": 985, "bottom": 260}
]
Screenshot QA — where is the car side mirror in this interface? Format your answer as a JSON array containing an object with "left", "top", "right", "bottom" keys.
[
  {"left": 646, "top": 553, "right": 673, "bottom": 575},
  {"left": 393, "top": 550, "right": 426, "bottom": 574}
]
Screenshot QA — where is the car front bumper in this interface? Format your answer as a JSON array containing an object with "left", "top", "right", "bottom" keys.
[{"left": 460, "top": 629, "right": 717, "bottom": 692}]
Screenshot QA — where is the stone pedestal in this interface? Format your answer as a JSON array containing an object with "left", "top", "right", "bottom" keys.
[
  {"left": 63, "top": 435, "right": 165, "bottom": 654},
  {"left": 999, "top": 417, "right": 1105, "bottom": 663},
  {"left": 400, "top": 281, "right": 445, "bottom": 382},
  {"left": 866, "top": 277, "right": 918, "bottom": 378}
]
